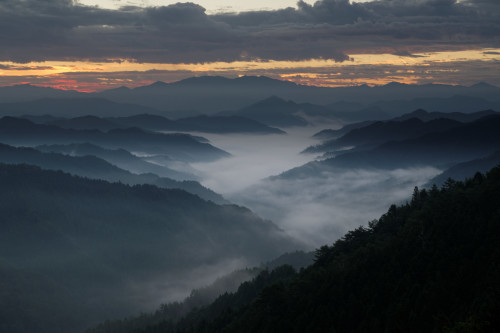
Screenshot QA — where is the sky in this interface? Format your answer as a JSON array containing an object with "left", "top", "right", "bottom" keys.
[{"left": 0, "top": 0, "right": 499, "bottom": 91}]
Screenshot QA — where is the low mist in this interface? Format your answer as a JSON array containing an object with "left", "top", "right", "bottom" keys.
[
  {"left": 122, "top": 257, "right": 251, "bottom": 312},
  {"left": 231, "top": 167, "right": 441, "bottom": 247},
  {"left": 191, "top": 127, "right": 322, "bottom": 194},
  {"left": 191, "top": 128, "right": 442, "bottom": 248}
]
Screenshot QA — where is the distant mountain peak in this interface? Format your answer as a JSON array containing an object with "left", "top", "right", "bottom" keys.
[
  {"left": 471, "top": 82, "right": 496, "bottom": 88},
  {"left": 235, "top": 75, "right": 298, "bottom": 86},
  {"left": 108, "top": 85, "right": 131, "bottom": 92},
  {"left": 409, "top": 109, "right": 429, "bottom": 116},
  {"left": 149, "top": 81, "right": 169, "bottom": 87},
  {"left": 13, "top": 83, "right": 35, "bottom": 88},
  {"left": 10, "top": 83, "right": 66, "bottom": 91},
  {"left": 73, "top": 115, "right": 103, "bottom": 120},
  {"left": 264, "top": 95, "right": 286, "bottom": 102},
  {"left": 0, "top": 117, "right": 44, "bottom": 131},
  {"left": 108, "top": 126, "right": 147, "bottom": 134},
  {"left": 252, "top": 95, "right": 291, "bottom": 106},
  {"left": 175, "top": 76, "right": 230, "bottom": 85},
  {"left": 124, "top": 113, "right": 168, "bottom": 120},
  {"left": 383, "top": 81, "right": 408, "bottom": 87}
]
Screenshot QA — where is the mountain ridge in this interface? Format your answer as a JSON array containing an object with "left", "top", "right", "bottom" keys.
[
  {"left": 0, "top": 162, "right": 299, "bottom": 332},
  {"left": 0, "top": 116, "right": 230, "bottom": 162},
  {"left": 2, "top": 76, "right": 499, "bottom": 116}
]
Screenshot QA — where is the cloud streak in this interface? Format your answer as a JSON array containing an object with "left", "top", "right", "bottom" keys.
[{"left": 0, "top": 0, "right": 499, "bottom": 64}]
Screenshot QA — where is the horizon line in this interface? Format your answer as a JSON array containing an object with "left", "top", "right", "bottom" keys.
[{"left": 0, "top": 75, "right": 496, "bottom": 94}]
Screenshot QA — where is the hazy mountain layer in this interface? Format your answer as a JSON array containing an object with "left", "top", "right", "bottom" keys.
[
  {"left": 0, "top": 163, "right": 298, "bottom": 333},
  {"left": 312, "top": 109, "right": 498, "bottom": 142},
  {"left": 0, "top": 98, "right": 159, "bottom": 118},
  {"left": 2, "top": 77, "right": 499, "bottom": 114},
  {"left": 0, "top": 117, "right": 229, "bottom": 162},
  {"left": 391, "top": 109, "right": 498, "bottom": 123},
  {"left": 0, "top": 143, "right": 225, "bottom": 203},
  {"left": 426, "top": 151, "right": 500, "bottom": 188},
  {"left": 218, "top": 96, "right": 335, "bottom": 127},
  {"left": 304, "top": 117, "right": 464, "bottom": 154},
  {"left": 36, "top": 143, "right": 194, "bottom": 181},
  {"left": 43, "top": 114, "right": 284, "bottom": 134},
  {"left": 288, "top": 114, "right": 500, "bottom": 176},
  {"left": 312, "top": 120, "right": 376, "bottom": 140},
  {"left": 173, "top": 115, "right": 285, "bottom": 134},
  {"left": 2, "top": 78, "right": 499, "bottom": 118}
]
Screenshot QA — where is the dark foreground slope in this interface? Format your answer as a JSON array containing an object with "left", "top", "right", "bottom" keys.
[
  {"left": 110, "top": 166, "right": 500, "bottom": 333},
  {"left": 0, "top": 164, "right": 297, "bottom": 333}
]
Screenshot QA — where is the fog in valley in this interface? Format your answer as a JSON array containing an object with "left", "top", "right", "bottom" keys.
[
  {"left": 190, "top": 127, "right": 320, "bottom": 194},
  {"left": 190, "top": 127, "right": 442, "bottom": 248}
]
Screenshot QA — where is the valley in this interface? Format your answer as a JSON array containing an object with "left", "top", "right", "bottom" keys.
[{"left": 0, "top": 77, "right": 499, "bottom": 333}]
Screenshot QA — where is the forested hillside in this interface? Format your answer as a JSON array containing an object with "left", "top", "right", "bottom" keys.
[
  {"left": 0, "top": 164, "right": 297, "bottom": 333},
  {"left": 101, "top": 165, "right": 500, "bottom": 332}
]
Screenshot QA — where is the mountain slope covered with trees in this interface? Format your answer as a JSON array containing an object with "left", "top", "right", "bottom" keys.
[
  {"left": 98, "top": 165, "right": 500, "bottom": 332},
  {"left": 0, "top": 164, "right": 297, "bottom": 333}
]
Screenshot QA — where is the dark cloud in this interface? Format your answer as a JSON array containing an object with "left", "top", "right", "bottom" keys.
[
  {"left": 0, "top": 64, "right": 54, "bottom": 70},
  {"left": 393, "top": 51, "right": 427, "bottom": 58},
  {"left": 0, "top": 0, "right": 498, "bottom": 63}
]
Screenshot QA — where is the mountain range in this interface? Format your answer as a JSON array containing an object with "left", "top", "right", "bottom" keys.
[
  {"left": 0, "top": 97, "right": 158, "bottom": 118},
  {"left": 306, "top": 109, "right": 499, "bottom": 154},
  {"left": 217, "top": 96, "right": 337, "bottom": 127},
  {"left": 0, "top": 143, "right": 224, "bottom": 203},
  {"left": 1, "top": 77, "right": 499, "bottom": 121},
  {"left": 284, "top": 114, "right": 500, "bottom": 179},
  {"left": 44, "top": 113, "right": 284, "bottom": 134},
  {"left": 35, "top": 142, "right": 192, "bottom": 180},
  {"left": 0, "top": 117, "right": 229, "bottom": 162},
  {"left": 427, "top": 150, "right": 500, "bottom": 187},
  {"left": 305, "top": 117, "right": 465, "bottom": 154}
]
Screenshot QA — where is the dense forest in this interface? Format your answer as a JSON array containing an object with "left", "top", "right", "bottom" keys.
[{"left": 92, "top": 165, "right": 500, "bottom": 332}]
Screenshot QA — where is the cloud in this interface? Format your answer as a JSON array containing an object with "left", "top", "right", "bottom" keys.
[
  {"left": 0, "top": 0, "right": 498, "bottom": 64},
  {"left": 0, "top": 64, "right": 54, "bottom": 70},
  {"left": 231, "top": 166, "right": 442, "bottom": 248},
  {"left": 393, "top": 51, "right": 427, "bottom": 58}
]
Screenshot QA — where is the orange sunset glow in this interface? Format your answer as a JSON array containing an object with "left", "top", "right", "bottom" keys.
[{"left": 1, "top": 49, "right": 499, "bottom": 91}]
